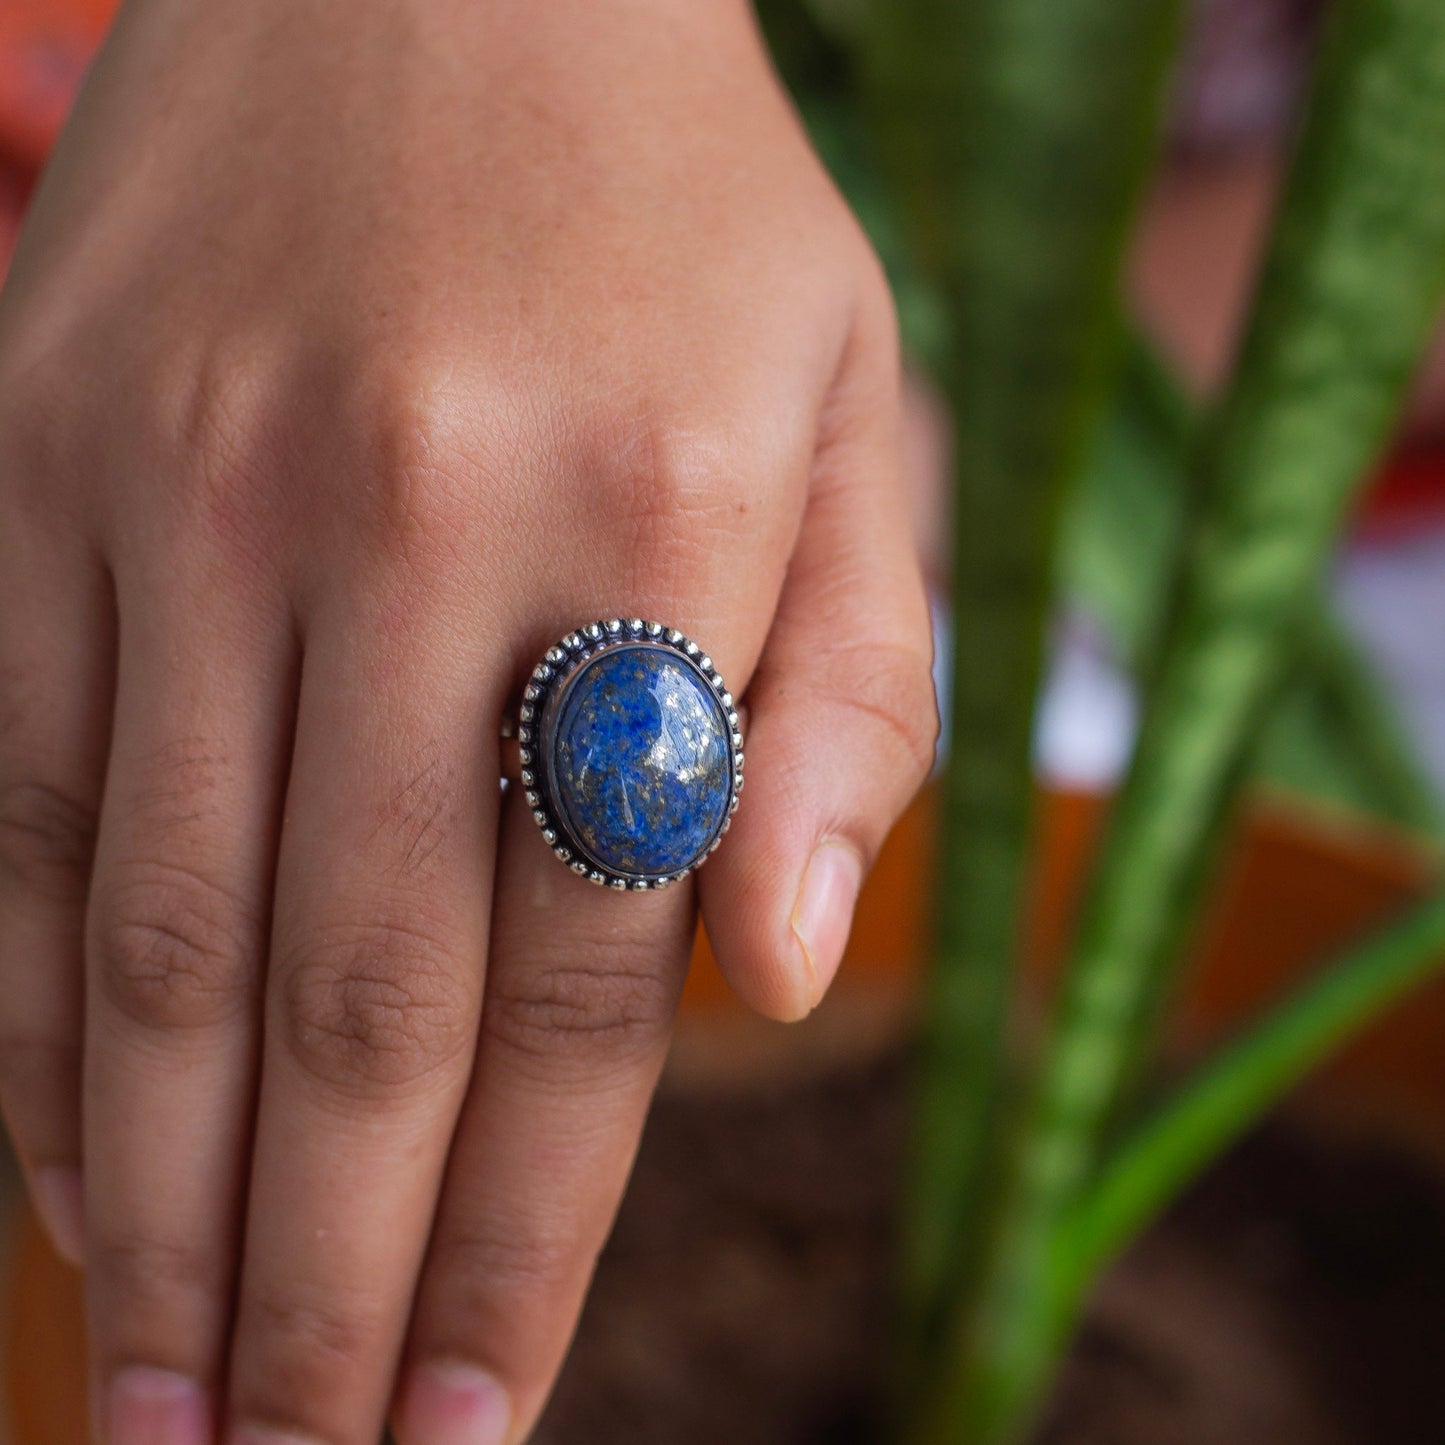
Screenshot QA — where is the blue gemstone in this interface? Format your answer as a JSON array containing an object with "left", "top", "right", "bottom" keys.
[{"left": 550, "top": 645, "right": 732, "bottom": 877}]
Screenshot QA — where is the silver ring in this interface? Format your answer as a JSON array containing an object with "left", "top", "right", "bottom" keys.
[{"left": 511, "top": 620, "right": 744, "bottom": 890}]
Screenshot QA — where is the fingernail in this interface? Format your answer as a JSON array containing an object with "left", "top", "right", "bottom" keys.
[
  {"left": 396, "top": 1360, "right": 511, "bottom": 1445},
  {"left": 31, "top": 1166, "right": 84, "bottom": 1267},
  {"left": 107, "top": 1368, "right": 208, "bottom": 1445},
  {"left": 791, "top": 840, "right": 863, "bottom": 1007}
]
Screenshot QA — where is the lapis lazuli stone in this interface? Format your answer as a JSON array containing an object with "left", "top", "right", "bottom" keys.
[{"left": 551, "top": 645, "right": 732, "bottom": 877}]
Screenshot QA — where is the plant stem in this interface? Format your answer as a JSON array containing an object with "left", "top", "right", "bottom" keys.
[
  {"left": 1064, "top": 888, "right": 1445, "bottom": 1291},
  {"left": 863, "top": 0, "right": 1184, "bottom": 1390},
  {"left": 922, "top": 2, "right": 1445, "bottom": 1440}
]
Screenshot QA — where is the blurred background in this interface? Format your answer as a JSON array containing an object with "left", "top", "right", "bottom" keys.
[{"left": 3, "top": 0, "right": 1445, "bottom": 1441}]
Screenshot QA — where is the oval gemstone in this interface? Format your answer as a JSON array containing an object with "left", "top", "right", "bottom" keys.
[{"left": 550, "top": 645, "right": 732, "bottom": 877}]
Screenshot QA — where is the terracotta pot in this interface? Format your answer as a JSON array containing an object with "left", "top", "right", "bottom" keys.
[
  {"left": 7, "top": 788, "right": 1443, "bottom": 1441},
  {"left": 675, "top": 786, "right": 1445, "bottom": 1145}
]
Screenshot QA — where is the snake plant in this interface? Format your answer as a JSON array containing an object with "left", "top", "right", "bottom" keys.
[{"left": 852, "top": 0, "right": 1445, "bottom": 1440}]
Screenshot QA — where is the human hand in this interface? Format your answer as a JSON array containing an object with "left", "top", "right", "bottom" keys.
[{"left": 0, "top": 0, "right": 935, "bottom": 1440}]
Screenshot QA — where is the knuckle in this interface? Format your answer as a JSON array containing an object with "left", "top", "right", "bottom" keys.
[
  {"left": 0, "top": 779, "right": 96, "bottom": 901},
  {"left": 433, "top": 1212, "right": 584, "bottom": 1314},
  {"left": 89, "top": 1235, "right": 227, "bottom": 1374},
  {"left": 158, "top": 356, "right": 276, "bottom": 511},
  {"left": 591, "top": 409, "right": 744, "bottom": 565},
  {"left": 279, "top": 916, "right": 474, "bottom": 1095},
  {"left": 349, "top": 365, "right": 498, "bottom": 572},
  {"left": 91, "top": 1232, "right": 214, "bottom": 1316},
  {"left": 93, "top": 862, "right": 259, "bottom": 1034},
  {"left": 821, "top": 641, "right": 939, "bottom": 789},
  {"left": 244, "top": 1287, "right": 380, "bottom": 1376},
  {"left": 137, "top": 353, "right": 292, "bottom": 576},
  {"left": 483, "top": 954, "right": 678, "bottom": 1074},
  {"left": 232, "top": 1284, "right": 388, "bottom": 1426},
  {"left": 166, "top": 351, "right": 271, "bottom": 470}
]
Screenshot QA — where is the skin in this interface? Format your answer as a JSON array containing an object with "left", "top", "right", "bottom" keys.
[{"left": 0, "top": 0, "right": 936, "bottom": 1442}]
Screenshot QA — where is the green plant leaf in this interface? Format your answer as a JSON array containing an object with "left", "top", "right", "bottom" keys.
[
  {"left": 862, "top": 0, "right": 1185, "bottom": 1408},
  {"left": 947, "top": 2, "right": 1445, "bottom": 1440},
  {"left": 1061, "top": 887, "right": 1445, "bottom": 1294},
  {"left": 1261, "top": 621, "right": 1443, "bottom": 835},
  {"left": 1065, "top": 333, "right": 1444, "bottom": 837}
]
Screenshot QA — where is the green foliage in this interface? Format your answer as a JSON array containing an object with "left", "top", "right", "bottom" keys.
[
  {"left": 861, "top": 9, "right": 1186, "bottom": 1408},
  {"left": 939, "top": 0, "right": 1445, "bottom": 1439},
  {"left": 758, "top": 1, "right": 1445, "bottom": 1441},
  {"left": 1066, "top": 334, "right": 1444, "bottom": 836},
  {"left": 1067, "top": 886, "right": 1445, "bottom": 1288}
]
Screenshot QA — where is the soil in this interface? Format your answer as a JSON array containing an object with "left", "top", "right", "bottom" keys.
[{"left": 535, "top": 1047, "right": 1445, "bottom": 1445}]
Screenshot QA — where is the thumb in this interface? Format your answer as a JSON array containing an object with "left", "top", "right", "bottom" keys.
[{"left": 699, "top": 293, "right": 937, "bottom": 1021}]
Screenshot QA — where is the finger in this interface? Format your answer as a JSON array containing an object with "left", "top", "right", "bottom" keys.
[
  {"left": 698, "top": 296, "right": 937, "bottom": 1020},
  {"left": 82, "top": 564, "right": 295, "bottom": 1445},
  {"left": 392, "top": 796, "right": 696, "bottom": 1445},
  {"left": 0, "top": 533, "right": 111, "bottom": 1267},
  {"left": 389, "top": 387, "right": 838, "bottom": 1445},
  {"left": 385, "top": 396, "right": 817, "bottom": 1442},
  {"left": 225, "top": 592, "right": 505, "bottom": 1445}
]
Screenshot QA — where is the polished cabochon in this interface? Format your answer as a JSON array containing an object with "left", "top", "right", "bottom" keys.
[{"left": 517, "top": 621, "right": 744, "bottom": 889}]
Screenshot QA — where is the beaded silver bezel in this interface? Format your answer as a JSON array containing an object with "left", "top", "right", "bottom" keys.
[{"left": 516, "top": 619, "right": 744, "bottom": 890}]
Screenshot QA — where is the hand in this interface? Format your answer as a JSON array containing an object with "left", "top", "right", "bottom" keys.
[{"left": 0, "top": 0, "right": 936, "bottom": 1440}]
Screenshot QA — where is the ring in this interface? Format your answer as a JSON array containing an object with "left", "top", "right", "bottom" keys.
[{"left": 510, "top": 619, "right": 744, "bottom": 890}]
